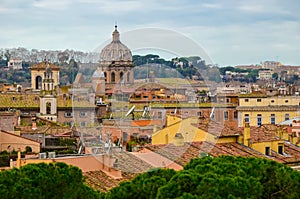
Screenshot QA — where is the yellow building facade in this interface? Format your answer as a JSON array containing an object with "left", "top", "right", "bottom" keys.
[
  {"left": 152, "top": 115, "right": 289, "bottom": 158},
  {"left": 151, "top": 116, "right": 237, "bottom": 145},
  {"left": 152, "top": 116, "right": 210, "bottom": 145},
  {"left": 237, "top": 95, "right": 300, "bottom": 127}
]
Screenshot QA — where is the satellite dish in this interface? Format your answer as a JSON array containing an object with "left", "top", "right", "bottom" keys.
[
  {"left": 210, "top": 107, "right": 215, "bottom": 119},
  {"left": 125, "top": 105, "right": 135, "bottom": 120},
  {"left": 125, "top": 105, "right": 135, "bottom": 117}
]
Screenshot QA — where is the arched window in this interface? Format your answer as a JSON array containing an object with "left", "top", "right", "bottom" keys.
[
  {"left": 111, "top": 72, "right": 115, "bottom": 83},
  {"left": 120, "top": 72, "right": 124, "bottom": 82},
  {"left": 104, "top": 72, "right": 107, "bottom": 82},
  {"left": 46, "top": 102, "right": 51, "bottom": 114},
  {"left": 35, "top": 76, "right": 42, "bottom": 89},
  {"left": 25, "top": 146, "right": 32, "bottom": 153}
]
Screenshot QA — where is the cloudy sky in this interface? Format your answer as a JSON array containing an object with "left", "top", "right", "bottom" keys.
[{"left": 0, "top": 0, "right": 299, "bottom": 66}]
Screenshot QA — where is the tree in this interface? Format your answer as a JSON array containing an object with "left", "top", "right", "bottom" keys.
[
  {"left": 272, "top": 73, "right": 278, "bottom": 80},
  {"left": 104, "top": 156, "right": 300, "bottom": 199},
  {"left": 0, "top": 162, "right": 100, "bottom": 199},
  {"left": 4, "top": 50, "right": 11, "bottom": 61},
  {"left": 106, "top": 168, "right": 176, "bottom": 199}
]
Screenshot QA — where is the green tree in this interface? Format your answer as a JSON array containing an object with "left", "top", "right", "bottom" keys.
[
  {"left": 272, "top": 73, "right": 278, "bottom": 80},
  {"left": 104, "top": 156, "right": 300, "bottom": 199},
  {"left": 0, "top": 162, "right": 100, "bottom": 199}
]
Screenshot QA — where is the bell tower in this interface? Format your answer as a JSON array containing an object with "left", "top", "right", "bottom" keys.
[
  {"left": 29, "top": 59, "right": 60, "bottom": 90},
  {"left": 38, "top": 62, "right": 59, "bottom": 122}
]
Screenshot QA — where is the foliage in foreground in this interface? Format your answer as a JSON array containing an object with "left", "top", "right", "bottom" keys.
[
  {"left": 105, "top": 156, "right": 300, "bottom": 199},
  {"left": 0, "top": 162, "right": 99, "bottom": 199},
  {"left": 0, "top": 156, "right": 299, "bottom": 199}
]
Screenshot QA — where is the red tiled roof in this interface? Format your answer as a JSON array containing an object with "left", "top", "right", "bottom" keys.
[
  {"left": 194, "top": 118, "right": 241, "bottom": 137},
  {"left": 0, "top": 130, "right": 41, "bottom": 144},
  {"left": 29, "top": 61, "right": 60, "bottom": 70},
  {"left": 146, "top": 141, "right": 300, "bottom": 166},
  {"left": 239, "top": 125, "right": 280, "bottom": 142}
]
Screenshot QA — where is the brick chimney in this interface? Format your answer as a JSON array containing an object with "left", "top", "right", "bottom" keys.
[
  {"left": 243, "top": 121, "right": 251, "bottom": 147},
  {"left": 32, "top": 117, "right": 37, "bottom": 130},
  {"left": 173, "top": 133, "right": 184, "bottom": 146}
]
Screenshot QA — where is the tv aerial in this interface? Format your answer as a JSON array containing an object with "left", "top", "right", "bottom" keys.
[{"left": 142, "top": 106, "right": 150, "bottom": 118}]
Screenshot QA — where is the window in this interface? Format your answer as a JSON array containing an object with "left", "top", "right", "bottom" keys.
[
  {"left": 123, "top": 132, "right": 128, "bottom": 142},
  {"left": 245, "top": 114, "right": 250, "bottom": 123},
  {"left": 285, "top": 113, "right": 289, "bottom": 121},
  {"left": 278, "top": 145, "right": 283, "bottom": 155},
  {"left": 265, "top": 146, "right": 270, "bottom": 156},
  {"left": 226, "top": 98, "right": 230, "bottom": 103},
  {"left": 46, "top": 102, "right": 51, "bottom": 114},
  {"left": 97, "top": 109, "right": 102, "bottom": 116},
  {"left": 80, "top": 112, "right": 87, "bottom": 118},
  {"left": 120, "top": 72, "right": 124, "bottom": 81},
  {"left": 234, "top": 111, "right": 238, "bottom": 120},
  {"left": 111, "top": 72, "right": 115, "bottom": 83},
  {"left": 257, "top": 98, "right": 262, "bottom": 102},
  {"left": 64, "top": 112, "right": 73, "bottom": 118},
  {"left": 197, "top": 111, "right": 202, "bottom": 117},
  {"left": 257, "top": 114, "right": 262, "bottom": 126},
  {"left": 270, "top": 114, "right": 276, "bottom": 124},
  {"left": 285, "top": 100, "right": 289, "bottom": 103},
  {"left": 64, "top": 122, "right": 73, "bottom": 126},
  {"left": 158, "top": 112, "right": 162, "bottom": 119},
  {"left": 271, "top": 100, "right": 274, "bottom": 103},
  {"left": 244, "top": 99, "right": 249, "bottom": 102},
  {"left": 224, "top": 111, "right": 229, "bottom": 120},
  {"left": 80, "top": 121, "right": 87, "bottom": 127}
]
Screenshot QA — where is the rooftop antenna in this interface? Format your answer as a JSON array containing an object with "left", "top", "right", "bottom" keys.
[{"left": 142, "top": 106, "right": 150, "bottom": 118}]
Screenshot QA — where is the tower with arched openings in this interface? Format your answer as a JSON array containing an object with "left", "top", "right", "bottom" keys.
[
  {"left": 29, "top": 59, "right": 60, "bottom": 90},
  {"left": 30, "top": 60, "right": 60, "bottom": 122}
]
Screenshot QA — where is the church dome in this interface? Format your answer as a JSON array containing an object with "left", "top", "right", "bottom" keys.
[{"left": 99, "top": 25, "right": 132, "bottom": 63}]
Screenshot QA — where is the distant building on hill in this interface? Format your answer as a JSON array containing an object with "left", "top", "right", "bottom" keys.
[
  {"left": 262, "top": 61, "right": 282, "bottom": 70},
  {"left": 258, "top": 70, "right": 272, "bottom": 80},
  {"left": 7, "top": 58, "right": 22, "bottom": 70}
]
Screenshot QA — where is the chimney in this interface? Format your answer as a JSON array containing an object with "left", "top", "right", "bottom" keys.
[
  {"left": 32, "top": 117, "right": 37, "bottom": 130},
  {"left": 243, "top": 121, "right": 251, "bottom": 147},
  {"left": 173, "top": 133, "right": 184, "bottom": 146},
  {"left": 16, "top": 149, "right": 21, "bottom": 168},
  {"left": 153, "top": 124, "right": 158, "bottom": 133}
]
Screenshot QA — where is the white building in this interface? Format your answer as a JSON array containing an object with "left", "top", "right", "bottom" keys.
[
  {"left": 7, "top": 58, "right": 22, "bottom": 70},
  {"left": 258, "top": 70, "right": 272, "bottom": 80}
]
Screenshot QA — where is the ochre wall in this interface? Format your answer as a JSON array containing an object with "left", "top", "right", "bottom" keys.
[
  {"left": 0, "top": 131, "right": 40, "bottom": 153},
  {"left": 240, "top": 111, "right": 298, "bottom": 127}
]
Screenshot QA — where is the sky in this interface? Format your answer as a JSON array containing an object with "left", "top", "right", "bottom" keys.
[{"left": 0, "top": 0, "right": 300, "bottom": 66}]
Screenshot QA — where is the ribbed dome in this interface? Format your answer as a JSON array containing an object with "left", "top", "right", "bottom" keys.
[{"left": 99, "top": 25, "right": 132, "bottom": 63}]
